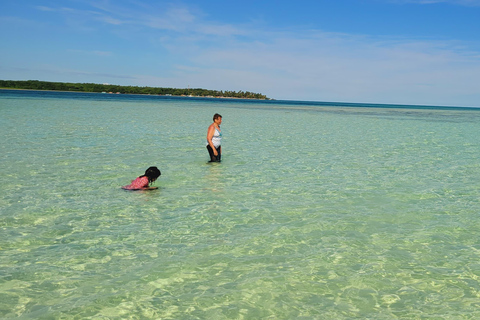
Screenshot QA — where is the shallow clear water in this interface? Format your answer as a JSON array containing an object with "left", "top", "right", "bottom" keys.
[{"left": 1, "top": 90, "right": 480, "bottom": 319}]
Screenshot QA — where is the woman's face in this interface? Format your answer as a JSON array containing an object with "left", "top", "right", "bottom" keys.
[{"left": 215, "top": 117, "right": 222, "bottom": 125}]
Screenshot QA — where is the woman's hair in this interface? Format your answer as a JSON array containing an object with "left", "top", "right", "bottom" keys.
[
  {"left": 213, "top": 113, "right": 222, "bottom": 121},
  {"left": 142, "top": 166, "right": 161, "bottom": 183}
]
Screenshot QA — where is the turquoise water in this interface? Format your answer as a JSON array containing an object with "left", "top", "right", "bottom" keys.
[{"left": 1, "top": 90, "right": 480, "bottom": 319}]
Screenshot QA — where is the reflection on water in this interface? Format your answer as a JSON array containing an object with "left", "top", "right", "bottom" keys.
[
  {"left": 203, "top": 162, "right": 224, "bottom": 192},
  {"left": 1, "top": 90, "right": 480, "bottom": 318}
]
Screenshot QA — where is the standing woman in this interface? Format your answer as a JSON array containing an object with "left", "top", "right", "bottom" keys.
[{"left": 206, "top": 113, "right": 222, "bottom": 162}]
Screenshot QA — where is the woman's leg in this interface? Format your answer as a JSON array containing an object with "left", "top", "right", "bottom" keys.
[{"left": 207, "top": 145, "right": 217, "bottom": 162}]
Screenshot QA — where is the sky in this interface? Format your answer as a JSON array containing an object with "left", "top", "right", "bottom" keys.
[{"left": 1, "top": 0, "right": 480, "bottom": 107}]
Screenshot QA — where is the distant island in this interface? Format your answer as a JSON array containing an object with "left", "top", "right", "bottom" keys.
[{"left": 0, "top": 80, "right": 270, "bottom": 100}]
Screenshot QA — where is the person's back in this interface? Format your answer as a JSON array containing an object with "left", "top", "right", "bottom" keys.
[
  {"left": 122, "top": 166, "right": 161, "bottom": 190},
  {"left": 122, "top": 175, "right": 149, "bottom": 190}
]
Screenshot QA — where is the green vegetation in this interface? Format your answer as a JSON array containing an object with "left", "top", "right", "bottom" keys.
[{"left": 0, "top": 80, "right": 270, "bottom": 99}]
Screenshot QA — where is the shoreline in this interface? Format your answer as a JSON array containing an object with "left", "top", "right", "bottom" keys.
[
  {"left": 0, "top": 87, "right": 271, "bottom": 100},
  {"left": 0, "top": 79, "right": 271, "bottom": 100}
]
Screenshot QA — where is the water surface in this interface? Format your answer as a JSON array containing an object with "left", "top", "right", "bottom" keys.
[{"left": 1, "top": 90, "right": 480, "bottom": 319}]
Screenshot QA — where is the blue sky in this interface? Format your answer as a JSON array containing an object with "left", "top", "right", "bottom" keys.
[{"left": 1, "top": 0, "right": 480, "bottom": 106}]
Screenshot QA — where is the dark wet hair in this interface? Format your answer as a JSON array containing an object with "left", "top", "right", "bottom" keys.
[
  {"left": 141, "top": 166, "right": 161, "bottom": 184},
  {"left": 213, "top": 113, "right": 222, "bottom": 121}
]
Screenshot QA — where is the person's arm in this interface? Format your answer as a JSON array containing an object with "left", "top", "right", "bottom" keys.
[{"left": 207, "top": 124, "right": 218, "bottom": 156}]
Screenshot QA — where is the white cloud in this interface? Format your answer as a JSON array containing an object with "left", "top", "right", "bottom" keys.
[
  {"left": 36, "top": 6, "right": 75, "bottom": 13},
  {"left": 144, "top": 8, "right": 195, "bottom": 32},
  {"left": 67, "top": 49, "right": 113, "bottom": 57},
  {"left": 152, "top": 29, "right": 480, "bottom": 105},
  {"left": 36, "top": 6, "right": 55, "bottom": 12},
  {"left": 21, "top": 1, "right": 480, "bottom": 106}
]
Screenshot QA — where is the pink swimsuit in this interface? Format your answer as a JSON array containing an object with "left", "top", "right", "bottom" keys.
[{"left": 122, "top": 176, "right": 149, "bottom": 190}]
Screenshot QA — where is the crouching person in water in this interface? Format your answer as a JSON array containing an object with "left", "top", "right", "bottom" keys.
[
  {"left": 206, "top": 113, "right": 222, "bottom": 162},
  {"left": 122, "top": 166, "right": 161, "bottom": 190}
]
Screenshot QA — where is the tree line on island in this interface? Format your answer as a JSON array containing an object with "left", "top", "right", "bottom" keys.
[{"left": 0, "top": 80, "right": 270, "bottom": 100}]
